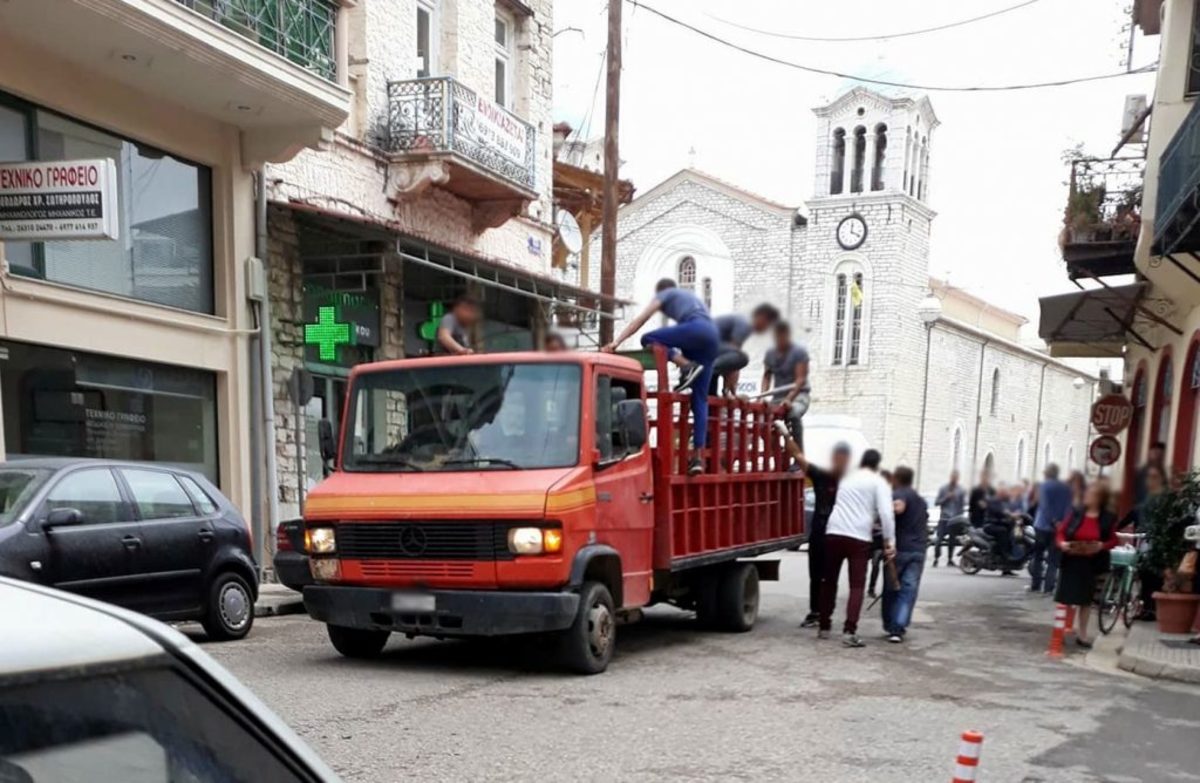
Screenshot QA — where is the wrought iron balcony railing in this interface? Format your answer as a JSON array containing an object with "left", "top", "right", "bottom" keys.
[
  {"left": 1155, "top": 98, "right": 1200, "bottom": 256},
  {"left": 174, "top": 0, "right": 338, "bottom": 82},
  {"left": 385, "top": 77, "right": 537, "bottom": 194},
  {"left": 1061, "top": 156, "right": 1143, "bottom": 278}
]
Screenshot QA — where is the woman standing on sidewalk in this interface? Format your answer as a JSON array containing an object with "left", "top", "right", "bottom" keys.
[{"left": 1055, "top": 481, "right": 1120, "bottom": 648}]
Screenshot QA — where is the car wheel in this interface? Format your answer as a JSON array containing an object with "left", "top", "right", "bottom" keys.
[
  {"left": 327, "top": 624, "right": 390, "bottom": 659},
  {"left": 557, "top": 581, "right": 615, "bottom": 675},
  {"left": 201, "top": 571, "right": 255, "bottom": 641}
]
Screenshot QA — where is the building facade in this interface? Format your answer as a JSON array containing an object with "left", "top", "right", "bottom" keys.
[
  {"left": 0, "top": 0, "right": 353, "bottom": 523},
  {"left": 614, "top": 88, "right": 1095, "bottom": 495}
]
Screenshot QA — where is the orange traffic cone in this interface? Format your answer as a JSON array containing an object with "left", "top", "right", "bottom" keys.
[
  {"left": 1047, "top": 604, "right": 1067, "bottom": 659},
  {"left": 951, "top": 730, "right": 985, "bottom": 782},
  {"left": 1064, "top": 605, "right": 1076, "bottom": 636}
]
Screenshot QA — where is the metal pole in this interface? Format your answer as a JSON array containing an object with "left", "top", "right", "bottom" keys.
[
  {"left": 256, "top": 172, "right": 282, "bottom": 564},
  {"left": 915, "top": 323, "right": 933, "bottom": 492},
  {"left": 970, "top": 338, "right": 990, "bottom": 480},
  {"left": 1032, "top": 364, "right": 1047, "bottom": 479},
  {"left": 598, "top": 0, "right": 622, "bottom": 345}
]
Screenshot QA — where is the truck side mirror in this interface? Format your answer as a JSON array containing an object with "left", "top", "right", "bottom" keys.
[
  {"left": 318, "top": 419, "right": 337, "bottom": 462},
  {"left": 43, "top": 508, "right": 85, "bottom": 529},
  {"left": 615, "top": 399, "right": 647, "bottom": 451}
]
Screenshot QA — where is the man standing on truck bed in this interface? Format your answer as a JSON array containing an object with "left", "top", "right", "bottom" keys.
[
  {"left": 789, "top": 441, "right": 852, "bottom": 629},
  {"left": 708, "top": 304, "right": 781, "bottom": 396},
  {"left": 819, "top": 448, "right": 896, "bottom": 648},
  {"left": 761, "top": 320, "right": 811, "bottom": 450},
  {"left": 602, "top": 278, "right": 719, "bottom": 476}
]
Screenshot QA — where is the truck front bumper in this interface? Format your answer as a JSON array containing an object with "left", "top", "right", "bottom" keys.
[{"left": 303, "top": 585, "right": 580, "bottom": 637}]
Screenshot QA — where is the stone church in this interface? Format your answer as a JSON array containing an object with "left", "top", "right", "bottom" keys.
[{"left": 606, "top": 87, "right": 1097, "bottom": 495}]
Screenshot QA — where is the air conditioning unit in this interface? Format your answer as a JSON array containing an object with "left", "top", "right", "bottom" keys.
[{"left": 1122, "top": 95, "right": 1148, "bottom": 144}]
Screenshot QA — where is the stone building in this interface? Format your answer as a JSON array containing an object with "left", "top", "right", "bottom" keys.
[
  {"left": 260, "top": 0, "right": 624, "bottom": 520},
  {"left": 613, "top": 87, "right": 1096, "bottom": 495}
]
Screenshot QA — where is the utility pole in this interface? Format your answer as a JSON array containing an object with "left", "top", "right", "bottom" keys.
[{"left": 598, "top": 0, "right": 622, "bottom": 345}]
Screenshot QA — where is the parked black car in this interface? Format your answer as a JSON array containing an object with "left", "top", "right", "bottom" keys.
[
  {"left": 0, "top": 459, "right": 257, "bottom": 640},
  {"left": 274, "top": 518, "right": 312, "bottom": 593}
]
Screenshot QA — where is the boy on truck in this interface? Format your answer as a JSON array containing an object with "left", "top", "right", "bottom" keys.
[{"left": 602, "top": 278, "right": 718, "bottom": 476}]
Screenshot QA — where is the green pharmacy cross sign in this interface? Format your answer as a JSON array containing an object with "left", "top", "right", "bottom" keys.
[
  {"left": 305, "top": 305, "right": 352, "bottom": 362},
  {"left": 418, "top": 301, "right": 446, "bottom": 343}
]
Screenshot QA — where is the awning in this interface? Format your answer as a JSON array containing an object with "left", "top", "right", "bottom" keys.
[{"left": 1038, "top": 283, "right": 1146, "bottom": 358}]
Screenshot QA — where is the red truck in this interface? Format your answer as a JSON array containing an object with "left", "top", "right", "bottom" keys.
[{"left": 301, "top": 346, "right": 804, "bottom": 673}]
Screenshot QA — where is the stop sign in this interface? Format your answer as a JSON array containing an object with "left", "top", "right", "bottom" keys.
[
  {"left": 1089, "top": 435, "right": 1123, "bottom": 467},
  {"left": 1091, "top": 394, "right": 1134, "bottom": 435}
]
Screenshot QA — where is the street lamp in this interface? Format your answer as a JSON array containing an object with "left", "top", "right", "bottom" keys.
[
  {"left": 918, "top": 295, "right": 943, "bottom": 325},
  {"left": 1073, "top": 376, "right": 1086, "bottom": 390}
]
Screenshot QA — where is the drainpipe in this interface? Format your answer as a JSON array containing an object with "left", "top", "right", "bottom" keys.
[
  {"left": 1031, "top": 363, "right": 1047, "bottom": 480},
  {"left": 915, "top": 322, "right": 934, "bottom": 491},
  {"left": 256, "top": 171, "right": 281, "bottom": 563},
  {"left": 970, "top": 337, "right": 991, "bottom": 479}
]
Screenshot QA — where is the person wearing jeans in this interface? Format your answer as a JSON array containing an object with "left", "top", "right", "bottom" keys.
[
  {"left": 819, "top": 449, "right": 896, "bottom": 647},
  {"left": 602, "top": 278, "right": 719, "bottom": 476},
  {"left": 933, "top": 471, "right": 966, "bottom": 566},
  {"left": 882, "top": 466, "right": 928, "bottom": 642},
  {"left": 1030, "top": 463, "right": 1072, "bottom": 593}
]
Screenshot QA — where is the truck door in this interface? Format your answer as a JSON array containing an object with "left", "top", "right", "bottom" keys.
[{"left": 593, "top": 372, "right": 654, "bottom": 607}]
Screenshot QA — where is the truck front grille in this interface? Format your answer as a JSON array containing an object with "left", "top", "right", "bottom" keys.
[{"left": 336, "top": 521, "right": 515, "bottom": 561}]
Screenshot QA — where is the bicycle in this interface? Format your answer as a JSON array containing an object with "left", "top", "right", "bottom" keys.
[{"left": 1097, "top": 532, "right": 1145, "bottom": 635}]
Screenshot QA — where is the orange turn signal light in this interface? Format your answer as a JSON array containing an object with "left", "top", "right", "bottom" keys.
[{"left": 543, "top": 528, "right": 563, "bottom": 554}]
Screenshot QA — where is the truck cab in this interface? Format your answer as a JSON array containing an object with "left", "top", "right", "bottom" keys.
[{"left": 302, "top": 350, "right": 803, "bottom": 673}]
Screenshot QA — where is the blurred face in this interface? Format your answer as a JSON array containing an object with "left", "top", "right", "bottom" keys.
[
  {"left": 544, "top": 336, "right": 567, "bottom": 352},
  {"left": 1083, "top": 482, "right": 1105, "bottom": 510},
  {"left": 949, "top": 470, "right": 959, "bottom": 485},
  {"left": 752, "top": 312, "right": 774, "bottom": 333},
  {"left": 831, "top": 450, "right": 850, "bottom": 476},
  {"left": 455, "top": 301, "right": 481, "bottom": 327},
  {"left": 979, "top": 471, "right": 990, "bottom": 487},
  {"left": 774, "top": 329, "right": 791, "bottom": 351},
  {"left": 1145, "top": 467, "right": 1165, "bottom": 495}
]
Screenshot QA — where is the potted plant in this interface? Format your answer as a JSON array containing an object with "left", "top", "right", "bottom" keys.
[{"left": 1142, "top": 471, "right": 1200, "bottom": 634}]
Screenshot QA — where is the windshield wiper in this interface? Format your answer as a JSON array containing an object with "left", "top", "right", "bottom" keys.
[
  {"left": 353, "top": 456, "right": 424, "bottom": 472},
  {"left": 441, "top": 457, "right": 522, "bottom": 470}
]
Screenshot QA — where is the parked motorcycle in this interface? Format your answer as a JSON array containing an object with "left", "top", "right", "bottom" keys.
[{"left": 957, "top": 512, "right": 1036, "bottom": 576}]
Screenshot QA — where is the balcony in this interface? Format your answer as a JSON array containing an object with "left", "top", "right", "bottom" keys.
[
  {"left": 1154, "top": 98, "right": 1200, "bottom": 257},
  {"left": 385, "top": 77, "right": 538, "bottom": 230},
  {"left": 0, "top": 0, "right": 351, "bottom": 164},
  {"left": 1060, "top": 157, "right": 1144, "bottom": 280}
]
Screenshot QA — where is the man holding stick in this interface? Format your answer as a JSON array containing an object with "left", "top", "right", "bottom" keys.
[{"left": 881, "top": 466, "right": 928, "bottom": 643}]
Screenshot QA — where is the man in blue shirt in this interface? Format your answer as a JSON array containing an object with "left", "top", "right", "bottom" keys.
[
  {"left": 1030, "top": 463, "right": 1072, "bottom": 593},
  {"left": 708, "top": 304, "right": 780, "bottom": 395},
  {"left": 882, "top": 466, "right": 928, "bottom": 643},
  {"left": 603, "top": 278, "right": 719, "bottom": 476}
]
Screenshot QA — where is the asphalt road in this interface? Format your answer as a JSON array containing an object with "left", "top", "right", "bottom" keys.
[{"left": 200, "top": 552, "right": 1200, "bottom": 782}]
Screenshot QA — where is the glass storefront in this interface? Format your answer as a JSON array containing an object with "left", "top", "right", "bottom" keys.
[
  {"left": 0, "top": 92, "right": 214, "bottom": 314},
  {"left": 0, "top": 341, "right": 219, "bottom": 481}
]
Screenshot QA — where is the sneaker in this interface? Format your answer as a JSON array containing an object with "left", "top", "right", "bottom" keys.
[
  {"left": 687, "top": 457, "right": 704, "bottom": 477},
  {"left": 931, "top": 561, "right": 939, "bottom": 568},
  {"left": 1075, "top": 638, "right": 1094, "bottom": 650},
  {"left": 675, "top": 363, "right": 704, "bottom": 392},
  {"left": 867, "top": 590, "right": 877, "bottom": 600},
  {"left": 842, "top": 633, "right": 865, "bottom": 648},
  {"left": 947, "top": 559, "right": 956, "bottom": 567},
  {"left": 800, "top": 614, "right": 819, "bottom": 628},
  {"left": 887, "top": 634, "right": 903, "bottom": 644},
  {"left": 817, "top": 629, "right": 831, "bottom": 640}
]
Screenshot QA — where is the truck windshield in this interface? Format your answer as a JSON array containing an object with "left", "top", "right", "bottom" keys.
[
  {"left": 344, "top": 363, "right": 582, "bottom": 472},
  {"left": 0, "top": 469, "right": 49, "bottom": 527}
]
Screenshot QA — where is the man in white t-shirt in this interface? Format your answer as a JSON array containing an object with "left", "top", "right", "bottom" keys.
[{"left": 818, "top": 448, "right": 896, "bottom": 647}]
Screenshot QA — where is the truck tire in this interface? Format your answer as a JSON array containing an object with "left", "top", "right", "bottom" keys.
[
  {"left": 715, "top": 563, "right": 760, "bottom": 632},
  {"left": 327, "top": 624, "right": 390, "bottom": 659},
  {"left": 557, "top": 581, "right": 615, "bottom": 674}
]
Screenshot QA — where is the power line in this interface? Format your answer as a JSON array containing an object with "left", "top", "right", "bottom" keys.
[
  {"left": 706, "top": 0, "right": 1045, "bottom": 43},
  {"left": 627, "top": 0, "right": 1156, "bottom": 93}
]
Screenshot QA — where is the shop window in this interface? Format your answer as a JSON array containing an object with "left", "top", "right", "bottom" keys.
[
  {"left": 0, "top": 93, "right": 213, "bottom": 314},
  {"left": 0, "top": 340, "right": 219, "bottom": 481}
]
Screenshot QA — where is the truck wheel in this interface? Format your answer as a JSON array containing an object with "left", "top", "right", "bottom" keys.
[
  {"left": 558, "top": 581, "right": 615, "bottom": 674},
  {"left": 716, "top": 563, "right": 760, "bottom": 632},
  {"left": 327, "top": 624, "right": 390, "bottom": 659}
]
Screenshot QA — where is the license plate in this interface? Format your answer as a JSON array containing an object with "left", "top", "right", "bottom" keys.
[{"left": 391, "top": 592, "right": 436, "bottom": 612}]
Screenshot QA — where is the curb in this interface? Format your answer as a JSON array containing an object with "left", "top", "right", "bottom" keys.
[
  {"left": 254, "top": 598, "right": 306, "bottom": 619},
  {"left": 1116, "top": 625, "right": 1200, "bottom": 684}
]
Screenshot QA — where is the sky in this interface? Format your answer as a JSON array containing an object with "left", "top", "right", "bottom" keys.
[{"left": 552, "top": 0, "right": 1157, "bottom": 332}]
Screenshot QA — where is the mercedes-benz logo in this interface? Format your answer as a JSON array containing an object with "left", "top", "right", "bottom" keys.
[{"left": 398, "top": 525, "right": 428, "bottom": 556}]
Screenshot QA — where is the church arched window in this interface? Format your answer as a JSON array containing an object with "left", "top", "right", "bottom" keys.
[
  {"left": 677, "top": 256, "right": 696, "bottom": 290},
  {"left": 903, "top": 127, "right": 913, "bottom": 194},
  {"left": 850, "top": 126, "right": 867, "bottom": 193},
  {"left": 831, "top": 262, "right": 867, "bottom": 366},
  {"left": 952, "top": 426, "right": 964, "bottom": 475},
  {"left": 919, "top": 137, "right": 929, "bottom": 200},
  {"left": 1016, "top": 436, "right": 1026, "bottom": 480},
  {"left": 830, "top": 128, "right": 846, "bottom": 195},
  {"left": 871, "top": 124, "right": 887, "bottom": 191},
  {"left": 1066, "top": 445, "right": 1076, "bottom": 470},
  {"left": 990, "top": 367, "right": 1000, "bottom": 415},
  {"left": 1043, "top": 440, "right": 1052, "bottom": 470},
  {"left": 702, "top": 277, "right": 712, "bottom": 309}
]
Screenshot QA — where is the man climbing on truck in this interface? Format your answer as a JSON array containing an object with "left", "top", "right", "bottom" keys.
[{"left": 601, "top": 278, "right": 719, "bottom": 476}]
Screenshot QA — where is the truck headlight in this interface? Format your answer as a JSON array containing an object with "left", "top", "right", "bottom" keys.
[
  {"left": 507, "top": 526, "right": 563, "bottom": 555},
  {"left": 306, "top": 526, "right": 337, "bottom": 554}
]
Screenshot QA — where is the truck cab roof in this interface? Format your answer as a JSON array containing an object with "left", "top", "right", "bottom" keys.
[{"left": 348, "top": 350, "right": 645, "bottom": 377}]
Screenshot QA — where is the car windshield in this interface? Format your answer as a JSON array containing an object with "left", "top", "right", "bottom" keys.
[
  {"left": 0, "top": 469, "right": 50, "bottom": 527},
  {"left": 344, "top": 363, "right": 582, "bottom": 472}
]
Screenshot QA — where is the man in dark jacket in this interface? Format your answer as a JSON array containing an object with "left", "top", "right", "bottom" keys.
[
  {"left": 882, "top": 466, "right": 928, "bottom": 643},
  {"left": 797, "top": 442, "right": 853, "bottom": 628}
]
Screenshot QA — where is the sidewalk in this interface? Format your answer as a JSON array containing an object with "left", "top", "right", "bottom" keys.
[
  {"left": 1118, "top": 621, "right": 1200, "bottom": 684},
  {"left": 254, "top": 583, "right": 305, "bottom": 618}
]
